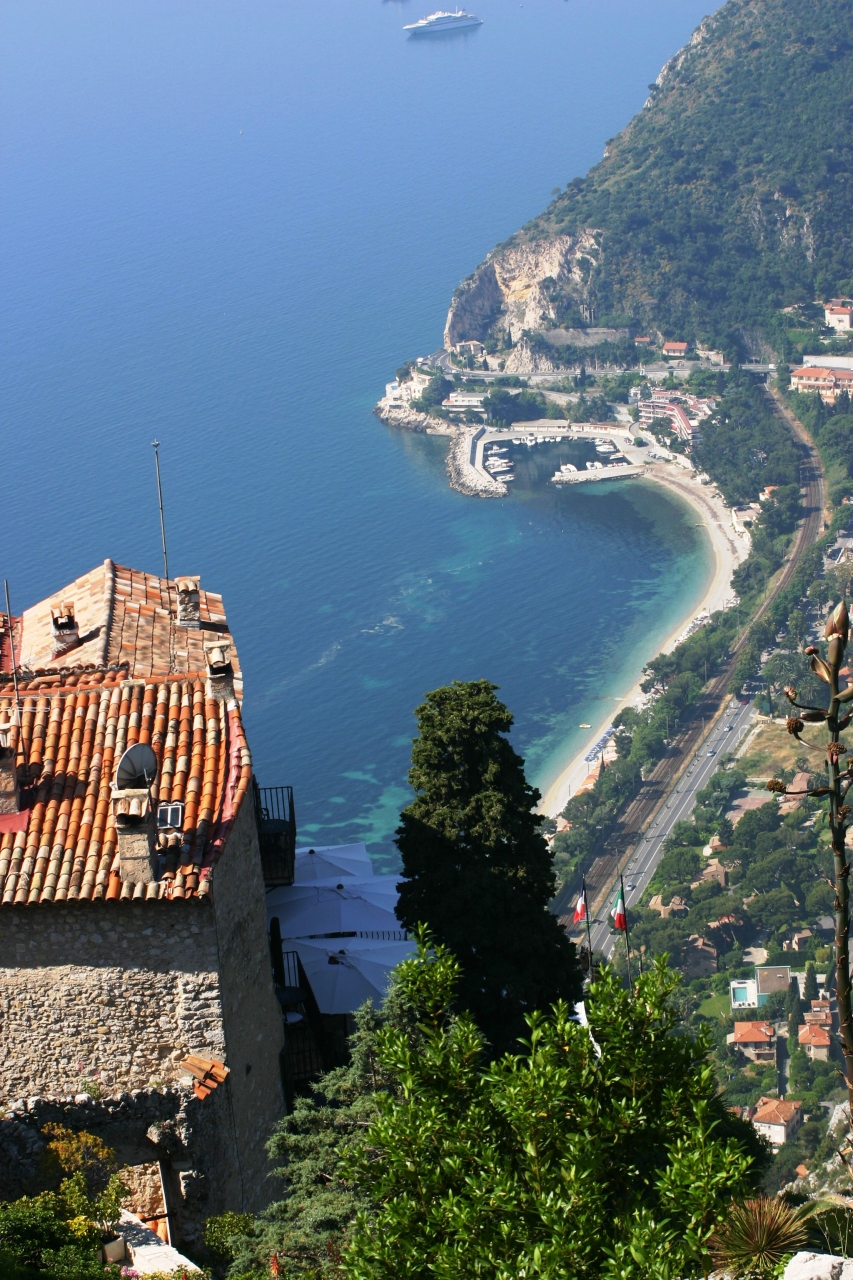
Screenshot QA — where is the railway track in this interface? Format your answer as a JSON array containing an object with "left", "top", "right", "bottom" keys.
[{"left": 555, "top": 387, "right": 827, "bottom": 922}]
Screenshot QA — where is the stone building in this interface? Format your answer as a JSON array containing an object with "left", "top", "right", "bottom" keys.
[{"left": 0, "top": 560, "right": 286, "bottom": 1248}]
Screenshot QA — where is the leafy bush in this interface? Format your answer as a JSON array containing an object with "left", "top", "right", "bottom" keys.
[
  {"left": 341, "top": 941, "right": 767, "bottom": 1279},
  {"left": 0, "top": 1195, "right": 104, "bottom": 1280}
]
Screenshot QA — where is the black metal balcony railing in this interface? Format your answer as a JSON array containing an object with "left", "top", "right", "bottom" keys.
[
  {"left": 253, "top": 780, "right": 296, "bottom": 887},
  {"left": 269, "top": 917, "right": 337, "bottom": 1103}
]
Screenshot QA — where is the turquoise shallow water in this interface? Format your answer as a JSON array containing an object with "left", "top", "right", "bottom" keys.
[{"left": 2, "top": 0, "right": 717, "bottom": 869}]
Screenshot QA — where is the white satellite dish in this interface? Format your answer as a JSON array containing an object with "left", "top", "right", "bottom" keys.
[{"left": 115, "top": 742, "right": 158, "bottom": 790}]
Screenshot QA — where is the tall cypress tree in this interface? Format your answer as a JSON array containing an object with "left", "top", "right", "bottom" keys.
[
  {"left": 395, "top": 679, "right": 583, "bottom": 1052},
  {"left": 803, "top": 961, "right": 818, "bottom": 1006},
  {"left": 785, "top": 980, "right": 802, "bottom": 1045}
]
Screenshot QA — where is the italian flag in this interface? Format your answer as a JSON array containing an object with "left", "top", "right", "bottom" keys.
[
  {"left": 573, "top": 883, "right": 587, "bottom": 923},
  {"left": 611, "top": 885, "right": 627, "bottom": 932}
]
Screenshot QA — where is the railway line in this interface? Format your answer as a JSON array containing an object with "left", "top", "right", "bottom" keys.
[{"left": 555, "top": 386, "right": 827, "bottom": 940}]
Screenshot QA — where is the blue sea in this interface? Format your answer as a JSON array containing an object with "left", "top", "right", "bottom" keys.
[{"left": 2, "top": 0, "right": 719, "bottom": 869}]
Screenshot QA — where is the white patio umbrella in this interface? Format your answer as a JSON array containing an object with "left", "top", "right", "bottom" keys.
[
  {"left": 293, "top": 842, "right": 374, "bottom": 883},
  {"left": 292, "top": 937, "right": 416, "bottom": 1014},
  {"left": 267, "top": 875, "right": 403, "bottom": 939}
]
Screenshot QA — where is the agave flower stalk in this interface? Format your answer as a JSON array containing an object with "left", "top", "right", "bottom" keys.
[
  {"left": 824, "top": 602, "right": 853, "bottom": 1113},
  {"left": 775, "top": 601, "right": 853, "bottom": 1117},
  {"left": 783, "top": 604, "right": 850, "bottom": 1116}
]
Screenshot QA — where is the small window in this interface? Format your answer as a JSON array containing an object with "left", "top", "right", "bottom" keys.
[{"left": 158, "top": 802, "right": 184, "bottom": 831}]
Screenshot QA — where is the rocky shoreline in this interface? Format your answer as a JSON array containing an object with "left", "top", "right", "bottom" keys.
[
  {"left": 374, "top": 400, "right": 449, "bottom": 434},
  {"left": 374, "top": 397, "right": 506, "bottom": 498}
]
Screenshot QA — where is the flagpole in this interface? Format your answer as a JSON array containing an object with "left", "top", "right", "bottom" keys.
[
  {"left": 583, "top": 875, "right": 594, "bottom": 974},
  {"left": 621, "top": 874, "right": 633, "bottom": 988}
]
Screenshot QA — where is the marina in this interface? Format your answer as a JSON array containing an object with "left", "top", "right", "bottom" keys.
[{"left": 463, "top": 422, "right": 648, "bottom": 495}]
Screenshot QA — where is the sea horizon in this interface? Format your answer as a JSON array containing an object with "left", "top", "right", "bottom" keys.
[{"left": 2, "top": 0, "right": 720, "bottom": 869}]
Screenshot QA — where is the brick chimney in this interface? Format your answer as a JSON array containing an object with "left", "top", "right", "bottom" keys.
[
  {"left": 51, "top": 601, "right": 80, "bottom": 660},
  {"left": 175, "top": 576, "right": 201, "bottom": 628},
  {"left": 205, "top": 640, "right": 234, "bottom": 701},
  {"left": 112, "top": 790, "right": 157, "bottom": 882}
]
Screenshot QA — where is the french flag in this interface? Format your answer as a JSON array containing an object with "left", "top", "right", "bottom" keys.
[{"left": 573, "top": 880, "right": 587, "bottom": 924}]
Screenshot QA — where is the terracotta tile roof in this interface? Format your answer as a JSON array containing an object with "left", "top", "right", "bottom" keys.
[
  {"left": 3, "top": 560, "right": 241, "bottom": 698},
  {"left": 753, "top": 1096, "right": 802, "bottom": 1126},
  {"left": 732, "top": 1021, "right": 775, "bottom": 1044},
  {"left": 0, "top": 562, "right": 254, "bottom": 907},
  {"left": 791, "top": 366, "right": 853, "bottom": 385},
  {"left": 799, "top": 1023, "right": 832, "bottom": 1047},
  {"left": 180, "top": 1055, "right": 230, "bottom": 1100}
]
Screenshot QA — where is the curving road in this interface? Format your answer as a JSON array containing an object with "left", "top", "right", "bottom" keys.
[{"left": 564, "top": 384, "right": 827, "bottom": 958}]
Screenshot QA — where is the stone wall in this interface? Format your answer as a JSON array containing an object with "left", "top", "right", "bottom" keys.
[
  {"left": 209, "top": 795, "right": 286, "bottom": 1213},
  {"left": 0, "top": 1087, "right": 233, "bottom": 1249},
  {"left": 0, "top": 803, "right": 287, "bottom": 1236},
  {"left": 0, "top": 900, "right": 222, "bottom": 1099}
]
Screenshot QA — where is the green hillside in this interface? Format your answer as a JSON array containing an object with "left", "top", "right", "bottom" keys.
[{"left": 517, "top": 0, "right": 853, "bottom": 349}]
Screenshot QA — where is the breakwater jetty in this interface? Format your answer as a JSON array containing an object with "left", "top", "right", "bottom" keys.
[{"left": 450, "top": 421, "right": 647, "bottom": 498}]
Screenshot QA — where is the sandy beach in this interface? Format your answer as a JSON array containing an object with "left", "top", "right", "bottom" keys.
[{"left": 538, "top": 461, "right": 749, "bottom": 818}]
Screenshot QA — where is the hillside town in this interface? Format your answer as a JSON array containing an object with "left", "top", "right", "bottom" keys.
[{"left": 7, "top": 0, "right": 853, "bottom": 1272}]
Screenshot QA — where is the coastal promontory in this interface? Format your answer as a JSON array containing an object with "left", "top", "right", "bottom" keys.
[{"left": 441, "top": 0, "right": 853, "bottom": 367}]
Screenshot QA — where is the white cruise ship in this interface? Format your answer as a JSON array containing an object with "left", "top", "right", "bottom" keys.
[{"left": 404, "top": 10, "right": 483, "bottom": 33}]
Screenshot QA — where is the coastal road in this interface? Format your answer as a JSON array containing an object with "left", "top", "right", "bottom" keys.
[
  {"left": 588, "top": 696, "right": 756, "bottom": 958},
  {"left": 425, "top": 349, "right": 601, "bottom": 386},
  {"left": 560, "top": 385, "right": 827, "bottom": 947}
]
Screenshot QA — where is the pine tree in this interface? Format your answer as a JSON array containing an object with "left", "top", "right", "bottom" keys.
[
  {"left": 395, "top": 680, "right": 584, "bottom": 1053},
  {"left": 223, "top": 943, "right": 462, "bottom": 1278},
  {"left": 226, "top": 999, "right": 404, "bottom": 1278}
]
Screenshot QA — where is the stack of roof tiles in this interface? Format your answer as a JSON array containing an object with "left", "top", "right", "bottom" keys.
[{"left": 0, "top": 562, "right": 252, "bottom": 907}]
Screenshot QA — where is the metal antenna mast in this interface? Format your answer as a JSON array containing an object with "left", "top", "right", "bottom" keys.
[
  {"left": 152, "top": 440, "right": 170, "bottom": 581},
  {"left": 3, "top": 579, "right": 29, "bottom": 771}
]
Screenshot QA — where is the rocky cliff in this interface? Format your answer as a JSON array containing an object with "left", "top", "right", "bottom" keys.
[
  {"left": 444, "top": 230, "right": 601, "bottom": 349},
  {"left": 442, "top": 0, "right": 853, "bottom": 354}
]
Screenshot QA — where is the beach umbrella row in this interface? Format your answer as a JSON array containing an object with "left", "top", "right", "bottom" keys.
[
  {"left": 294, "top": 841, "right": 374, "bottom": 882},
  {"left": 266, "top": 875, "right": 402, "bottom": 937}
]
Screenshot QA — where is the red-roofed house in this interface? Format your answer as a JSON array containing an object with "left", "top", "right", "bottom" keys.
[
  {"left": 662, "top": 341, "right": 689, "bottom": 357},
  {"left": 0, "top": 561, "right": 290, "bottom": 1249},
  {"left": 790, "top": 365, "right": 853, "bottom": 404},
  {"left": 727, "top": 1021, "right": 776, "bottom": 1063},
  {"left": 825, "top": 304, "right": 853, "bottom": 331},
  {"left": 751, "top": 1096, "right": 804, "bottom": 1147},
  {"left": 799, "top": 1023, "right": 832, "bottom": 1061},
  {"left": 804, "top": 999, "right": 834, "bottom": 1029},
  {"left": 682, "top": 935, "right": 717, "bottom": 978}
]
